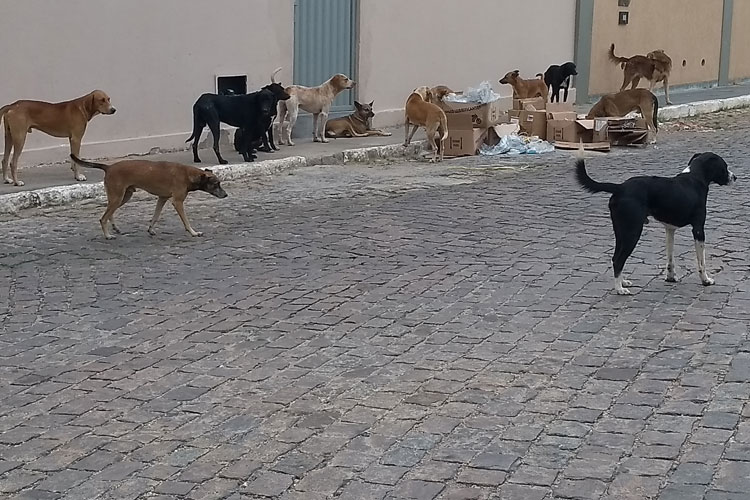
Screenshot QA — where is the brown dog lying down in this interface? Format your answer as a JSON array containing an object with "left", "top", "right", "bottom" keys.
[
  {"left": 278, "top": 73, "right": 356, "bottom": 145},
  {"left": 70, "top": 155, "right": 227, "bottom": 240},
  {"left": 324, "top": 101, "right": 392, "bottom": 138},
  {"left": 1, "top": 90, "right": 116, "bottom": 186},
  {"left": 609, "top": 44, "right": 674, "bottom": 105},
  {"left": 404, "top": 87, "right": 448, "bottom": 163},
  {"left": 586, "top": 88, "right": 659, "bottom": 138},
  {"left": 499, "top": 70, "right": 548, "bottom": 100}
]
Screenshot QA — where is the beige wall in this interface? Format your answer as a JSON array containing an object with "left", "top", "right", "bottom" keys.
[
  {"left": 2, "top": 0, "right": 577, "bottom": 165},
  {"left": 729, "top": 0, "right": 750, "bottom": 81},
  {"left": 0, "top": 0, "right": 293, "bottom": 166},
  {"left": 358, "top": 0, "right": 577, "bottom": 127},
  {"left": 589, "top": 0, "right": 723, "bottom": 95}
]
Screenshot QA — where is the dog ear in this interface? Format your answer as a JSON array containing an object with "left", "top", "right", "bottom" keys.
[
  {"left": 369, "top": 101, "right": 374, "bottom": 107},
  {"left": 354, "top": 100, "right": 362, "bottom": 108},
  {"left": 513, "top": 69, "right": 520, "bottom": 76},
  {"left": 688, "top": 153, "right": 701, "bottom": 165},
  {"left": 203, "top": 168, "right": 213, "bottom": 174}
]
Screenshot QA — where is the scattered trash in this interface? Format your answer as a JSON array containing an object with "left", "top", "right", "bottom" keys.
[
  {"left": 444, "top": 81, "right": 502, "bottom": 104},
  {"left": 479, "top": 134, "right": 555, "bottom": 156}
]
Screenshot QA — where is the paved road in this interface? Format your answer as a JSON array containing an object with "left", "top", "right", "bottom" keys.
[{"left": 1, "top": 112, "right": 749, "bottom": 499}]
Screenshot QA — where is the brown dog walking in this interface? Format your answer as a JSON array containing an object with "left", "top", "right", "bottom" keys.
[
  {"left": 70, "top": 155, "right": 227, "bottom": 240},
  {"left": 1, "top": 90, "right": 116, "bottom": 186}
]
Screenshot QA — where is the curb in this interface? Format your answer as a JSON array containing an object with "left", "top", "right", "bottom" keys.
[
  {"left": 0, "top": 142, "right": 425, "bottom": 215},
  {"left": 658, "top": 94, "right": 750, "bottom": 121}
]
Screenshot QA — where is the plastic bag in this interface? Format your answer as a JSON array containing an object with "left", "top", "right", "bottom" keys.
[
  {"left": 479, "top": 134, "right": 555, "bottom": 156},
  {"left": 444, "top": 81, "right": 501, "bottom": 104}
]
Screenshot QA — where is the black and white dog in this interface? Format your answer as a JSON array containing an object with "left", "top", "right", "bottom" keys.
[{"left": 576, "top": 152, "right": 736, "bottom": 295}]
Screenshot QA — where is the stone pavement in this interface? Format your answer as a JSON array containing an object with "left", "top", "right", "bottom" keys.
[
  {"left": 2, "top": 81, "right": 750, "bottom": 198},
  {"left": 0, "top": 109, "right": 749, "bottom": 499}
]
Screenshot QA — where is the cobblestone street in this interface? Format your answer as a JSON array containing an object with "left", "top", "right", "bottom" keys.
[{"left": 1, "top": 110, "right": 749, "bottom": 499}]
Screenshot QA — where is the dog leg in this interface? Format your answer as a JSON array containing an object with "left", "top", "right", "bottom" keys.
[
  {"left": 693, "top": 236, "right": 714, "bottom": 286},
  {"left": 312, "top": 113, "right": 322, "bottom": 142},
  {"left": 611, "top": 215, "right": 644, "bottom": 295},
  {"left": 665, "top": 226, "right": 677, "bottom": 282},
  {"left": 285, "top": 105, "right": 298, "bottom": 146},
  {"left": 406, "top": 124, "right": 420, "bottom": 146},
  {"left": 663, "top": 77, "right": 673, "bottom": 105},
  {"left": 110, "top": 187, "right": 135, "bottom": 235},
  {"left": 172, "top": 198, "right": 202, "bottom": 237},
  {"left": 404, "top": 120, "right": 411, "bottom": 146},
  {"left": 319, "top": 113, "right": 330, "bottom": 143},
  {"left": 2, "top": 125, "right": 12, "bottom": 184},
  {"left": 69, "top": 135, "right": 87, "bottom": 181},
  {"left": 100, "top": 194, "right": 124, "bottom": 240},
  {"left": 207, "top": 120, "right": 227, "bottom": 165},
  {"left": 8, "top": 130, "right": 28, "bottom": 187},
  {"left": 147, "top": 197, "right": 169, "bottom": 236}
]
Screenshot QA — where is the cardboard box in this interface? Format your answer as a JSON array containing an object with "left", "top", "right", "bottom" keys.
[
  {"left": 444, "top": 114, "right": 488, "bottom": 157},
  {"left": 547, "top": 118, "right": 608, "bottom": 144},
  {"left": 545, "top": 102, "right": 575, "bottom": 115},
  {"left": 486, "top": 123, "right": 521, "bottom": 147},
  {"left": 600, "top": 116, "right": 649, "bottom": 146},
  {"left": 519, "top": 110, "right": 547, "bottom": 139},
  {"left": 513, "top": 96, "right": 546, "bottom": 111},
  {"left": 439, "top": 98, "right": 509, "bottom": 128}
]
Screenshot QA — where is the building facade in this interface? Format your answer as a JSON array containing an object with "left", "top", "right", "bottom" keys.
[{"left": 1, "top": 0, "right": 747, "bottom": 166}]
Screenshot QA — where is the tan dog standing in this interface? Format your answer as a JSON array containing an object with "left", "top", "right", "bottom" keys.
[
  {"left": 325, "top": 101, "right": 392, "bottom": 138},
  {"left": 70, "top": 155, "right": 227, "bottom": 240},
  {"left": 586, "top": 88, "right": 659, "bottom": 139},
  {"left": 277, "top": 73, "right": 356, "bottom": 145},
  {"left": 499, "top": 70, "right": 548, "bottom": 101},
  {"left": 404, "top": 87, "right": 448, "bottom": 163},
  {"left": 1, "top": 90, "right": 116, "bottom": 186},
  {"left": 609, "top": 44, "right": 674, "bottom": 105}
]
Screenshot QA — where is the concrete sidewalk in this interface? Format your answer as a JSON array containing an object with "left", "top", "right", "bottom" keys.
[{"left": 2, "top": 82, "right": 749, "bottom": 213}]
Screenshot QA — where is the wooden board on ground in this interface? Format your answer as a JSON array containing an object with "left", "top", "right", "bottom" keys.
[{"left": 554, "top": 141, "right": 611, "bottom": 152}]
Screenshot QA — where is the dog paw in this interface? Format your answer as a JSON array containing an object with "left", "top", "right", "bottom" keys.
[
  {"left": 666, "top": 100, "right": 674, "bottom": 105},
  {"left": 3, "top": 178, "right": 12, "bottom": 184},
  {"left": 313, "top": 137, "right": 320, "bottom": 143},
  {"left": 219, "top": 160, "right": 228, "bottom": 165},
  {"left": 383, "top": 132, "right": 392, "bottom": 136},
  {"left": 321, "top": 138, "right": 330, "bottom": 143},
  {"left": 665, "top": 276, "right": 678, "bottom": 283},
  {"left": 288, "top": 141, "right": 295, "bottom": 147},
  {"left": 111, "top": 225, "right": 122, "bottom": 235},
  {"left": 702, "top": 277, "right": 715, "bottom": 286},
  {"left": 75, "top": 174, "right": 87, "bottom": 182},
  {"left": 105, "top": 234, "right": 116, "bottom": 240},
  {"left": 621, "top": 279, "right": 633, "bottom": 287},
  {"left": 191, "top": 231, "right": 204, "bottom": 237},
  {"left": 615, "top": 287, "right": 633, "bottom": 295},
  {"left": 14, "top": 180, "right": 25, "bottom": 187},
  {"left": 147, "top": 229, "right": 156, "bottom": 236}
]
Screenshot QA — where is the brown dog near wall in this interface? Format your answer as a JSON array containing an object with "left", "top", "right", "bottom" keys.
[
  {"left": 1, "top": 90, "right": 116, "bottom": 186},
  {"left": 609, "top": 44, "right": 673, "bottom": 105},
  {"left": 499, "top": 70, "right": 548, "bottom": 101},
  {"left": 70, "top": 155, "right": 227, "bottom": 240}
]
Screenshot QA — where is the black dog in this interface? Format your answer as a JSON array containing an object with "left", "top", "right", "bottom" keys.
[
  {"left": 186, "top": 82, "right": 289, "bottom": 164},
  {"left": 576, "top": 152, "right": 736, "bottom": 295},
  {"left": 543, "top": 62, "right": 578, "bottom": 103},
  {"left": 234, "top": 87, "right": 286, "bottom": 156}
]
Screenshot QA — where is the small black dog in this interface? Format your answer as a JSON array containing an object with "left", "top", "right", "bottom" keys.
[
  {"left": 543, "top": 62, "right": 578, "bottom": 103},
  {"left": 576, "top": 152, "right": 736, "bottom": 295},
  {"left": 186, "top": 81, "right": 289, "bottom": 164}
]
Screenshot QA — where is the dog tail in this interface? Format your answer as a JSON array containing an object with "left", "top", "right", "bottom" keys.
[
  {"left": 575, "top": 159, "right": 621, "bottom": 194},
  {"left": 440, "top": 113, "right": 449, "bottom": 142},
  {"left": 69, "top": 154, "right": 109, "bottom": 171},
  {"left": 535, "top": 73, "right": 544, "bottom": 79},
  {"left": 0, "top": 104, "right": 12, "bottom": 122},
  {"left": 185, "top": 132, "right": 195, "bottom": 143},
  {"left": 652, "top": 92, "right": 659, "bottom": 132},
  {"left": 271, "top": 67, "right": 283, "bottom": 83},
  {"left": 608, "top": 43, "right": 629, "bottom": 65}
]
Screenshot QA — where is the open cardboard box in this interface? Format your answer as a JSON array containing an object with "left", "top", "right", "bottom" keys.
[
  {"left": 604, "top": 117, "right": 650, "bottom": 146},
  {"left": 439, "top": 98, "right": 509, "bottom": 128},
  {"left": 444, "top": 114, "right": 489, "bottom": 157},
  {"left": 546, "top": 101, "right": 609, "bottom": 148}
]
